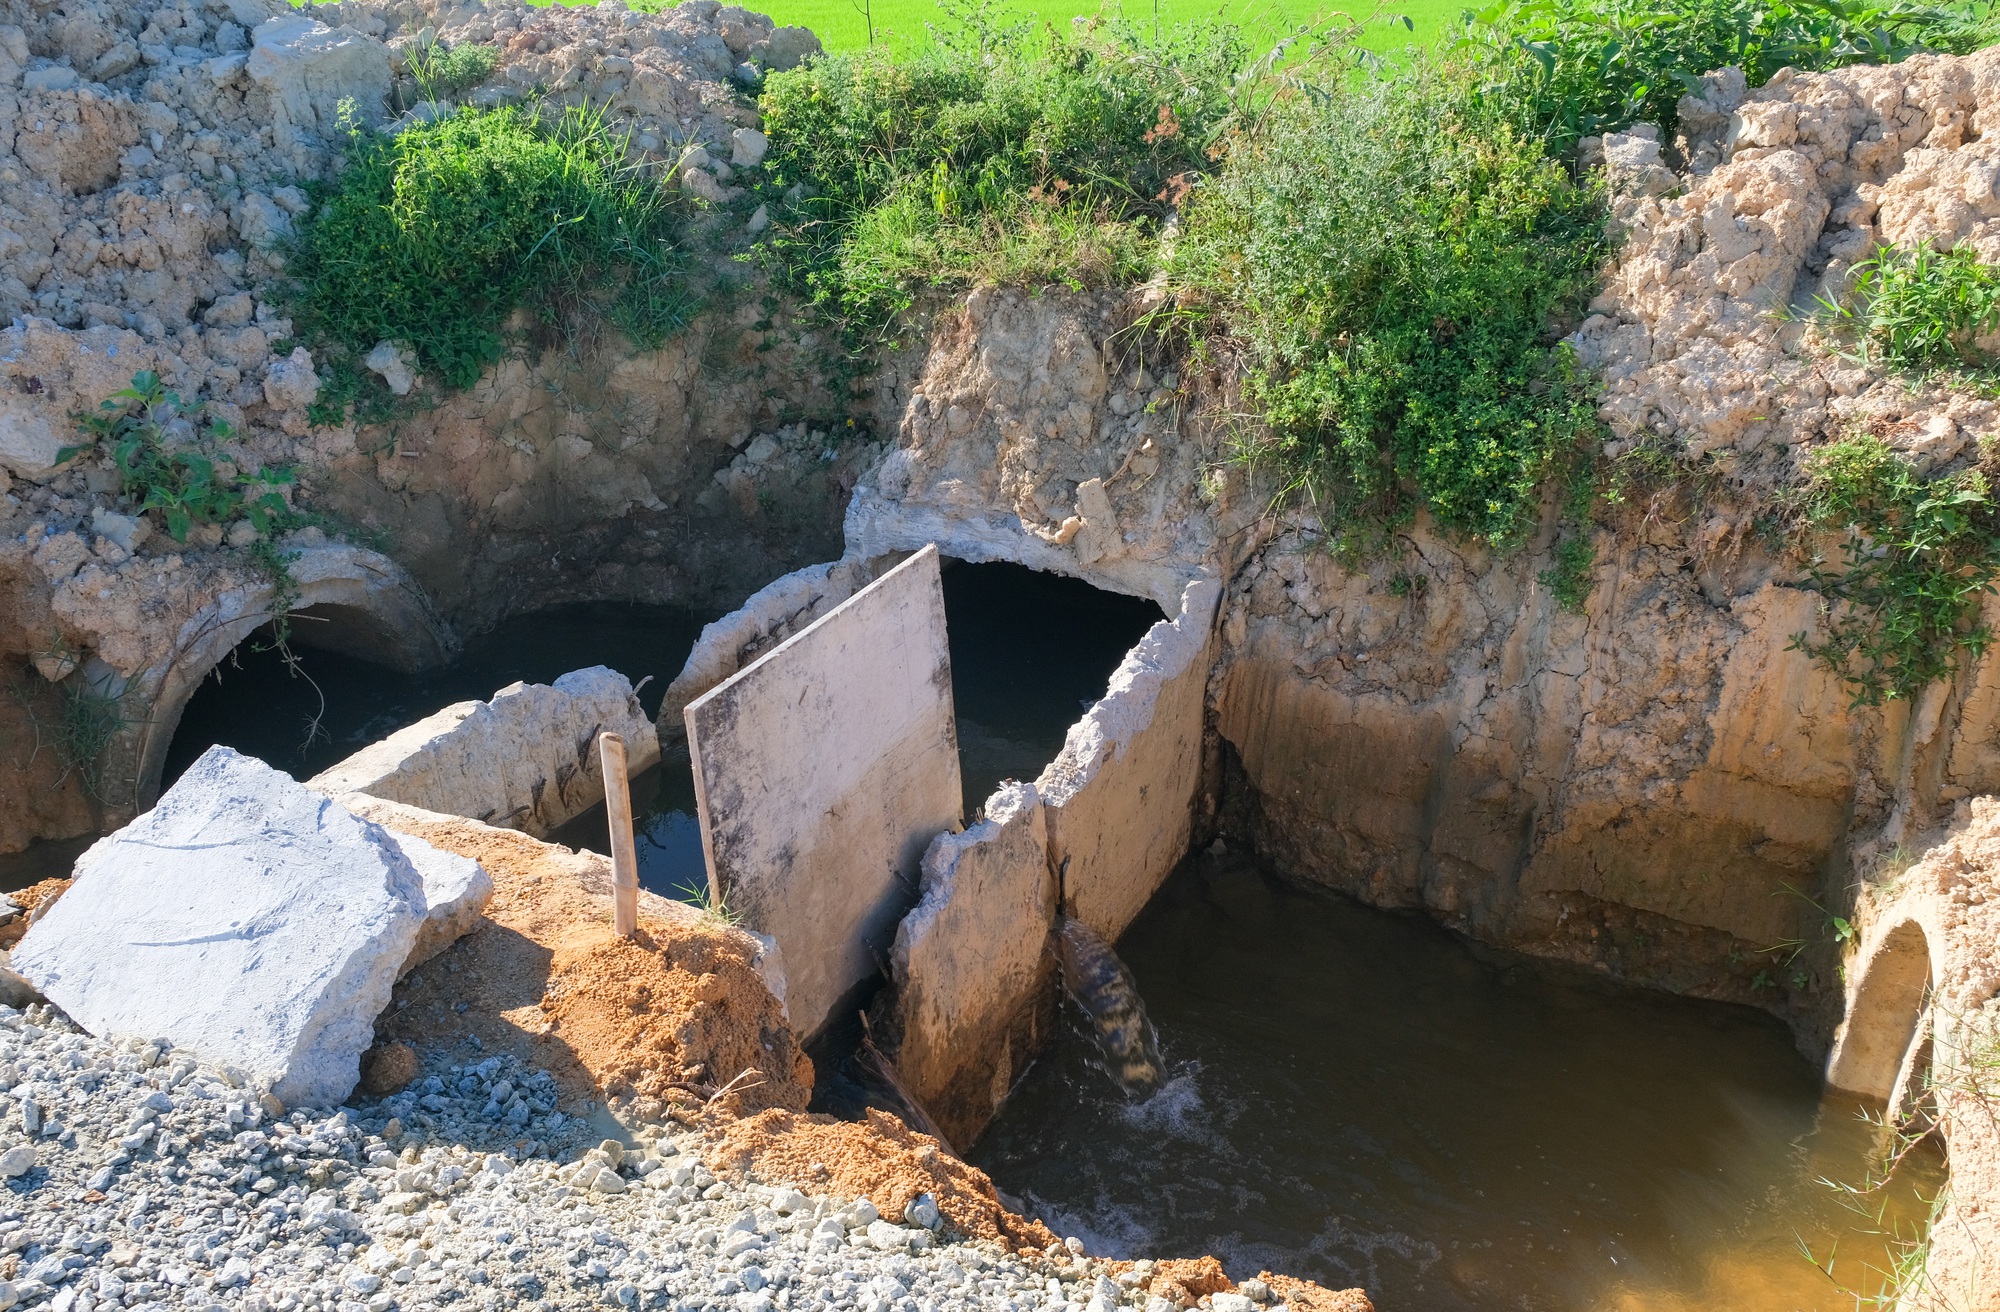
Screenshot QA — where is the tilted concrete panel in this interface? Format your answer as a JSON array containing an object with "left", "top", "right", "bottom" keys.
[{"left": 686, "top": 544, "right": 962, "bottom": 1042}]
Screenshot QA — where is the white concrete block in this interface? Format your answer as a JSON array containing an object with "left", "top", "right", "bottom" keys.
[
  {"left": 309, "top": 665, "right": 657, "bottom": 836},
  {"left": 687, "top": 545, "right": 962, "bottom": 1041},
  {"left": 14, "top": 747, "right": 430, "bottom": 1107}
]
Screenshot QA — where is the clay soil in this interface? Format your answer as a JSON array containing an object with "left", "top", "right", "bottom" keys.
[
  {"left": 700, "top": 1105, "right": 1059, "bottom": 1250},
  {"left": 359, "top": 804, "right": 812, "bottom": 1117}
]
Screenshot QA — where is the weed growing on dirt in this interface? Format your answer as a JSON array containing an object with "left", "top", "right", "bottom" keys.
[
  {"left": 59, "top": 371, "right": 296, "bottom": 544},
  {"left": 408, "top": 41, "right": 498, "bottom": 100},
  {"left": 1816, "top": 241, "right": 2000, "bottom": 375},
  {"left": 754, "top": 8, "right": 1243, "bottom": 358},
  {"left": 1169, "top": 51, "right": 1608, "bottom": 548},
  {"left": 1466, "top": 0, "right": 2000, "bottom": 146},
  {"left": 1787, "top": 432, "right": 2000, "bottom": 706},
  {"left": 281, "top": 102, "right": 694, "bottom": 420}
]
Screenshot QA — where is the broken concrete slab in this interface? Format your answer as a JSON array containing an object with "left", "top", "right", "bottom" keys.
[
  {"left": 1041, "top": 577, "right": 1221, "bottom": 942},
  {"left": 13, "top": 746, "right": 472, "bottom": 1108},
  {"left": 385, "top": 828, "right": 492, "bottom": 975},
  {"left": 687, "top": 545, "right": 962, "bottom": 1041},
  {"left": 310, "top": 666, "right": 657, "bottom": 837},
  {"left": 891, "top": 782, "right": 1056, "bottom": 1148}
]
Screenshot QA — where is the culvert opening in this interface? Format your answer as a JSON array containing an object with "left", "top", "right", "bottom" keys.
[
  {"left": 159, "top": 602, "right": 709, "bottom": 790},
  {"left": 971, "top": 847, "right": 1947, "bottom": 1311},
  {"left": 938, "top": 558, "right": 1165, "bottom": 817}
]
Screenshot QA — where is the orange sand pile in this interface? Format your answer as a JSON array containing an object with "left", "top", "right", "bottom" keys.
[
  {"left": 362, "top": 806, "right": 811, "bottom": 1115},
  {"left": 702, "top": 1106, "right": 1059, "bottom": 1251},
  {"left": 1, "top": 877, "right": 69, "bottom": 950}
]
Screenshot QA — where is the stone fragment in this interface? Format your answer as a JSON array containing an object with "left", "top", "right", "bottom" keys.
[
  {"left": 730, "top": 128, "right": 767, "bottom": 168},
  {"left": 763, "top": 27, "right": 820, "bottom": 71},
  {"left": 358, "top": 1041, "right": 419, "bottom": 1095},
  {"left": 364, "top": 340, "right": 415, "bottom": 396},
  {"left": 90, "top": 507, "right": 149, "bottom": 554},
  {"left": 0, "top": 1147, "right": 33, "bottom": 1178},
  {"left": 12, "top": 746, "right": 431, "bottom": 1107},
  {"left": 246, "top": 15, "right": 391, "bottom": 139},
  {"left": 904, "top": 1193, "right": 940, "bottom": 1229},
  {"left": 263, "top": 346, "right": 320, "bottom": 410}
]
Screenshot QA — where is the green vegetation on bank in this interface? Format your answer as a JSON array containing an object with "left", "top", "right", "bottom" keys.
[
  {"left": 280, "top": 102, "right": 695, "bottom": 421},
  {"left": 755, "top": 13, "right": 1241, "bottom": 353}
]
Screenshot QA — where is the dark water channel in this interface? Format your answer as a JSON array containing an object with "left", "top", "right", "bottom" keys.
[{"left": 973, "top": 851, "right": 1945, "bottom": 1312}]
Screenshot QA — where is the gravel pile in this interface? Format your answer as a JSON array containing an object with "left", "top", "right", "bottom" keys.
[{"left": 0, "top": 1002, "right": 1236, "bottom": 1312}]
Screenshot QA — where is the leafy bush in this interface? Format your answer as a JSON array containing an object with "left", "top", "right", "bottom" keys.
[
  {"left": 408, "top": 41, "right": 499, "bottom": 100},
  {"left": 1789, "top": 433, "right": 2000, "bottom": 705},
  {"left": 1467, "top": 0, "right": 2000, "bottom": 146},
  {"left": 281, "top": 102, "right": 694, "bottom": 415},
  {"left": 59, "top": 371, "right": 296, "bottom": 543},
  {"left": 755, "top": 13, "right": 1243, "bottom": 351},
  {"left": 1170, "top": 54, "right": 1608, "bottom": 547},
  {"left": 1816, "top": 241, "right": 2000, "bottom": 374}
]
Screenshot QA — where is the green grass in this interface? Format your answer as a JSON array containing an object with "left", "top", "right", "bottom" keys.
[
  {"left": 279, "top": 100, "right": 695, "bottom": 421},
  {"left": 530, "top": 0, "right": 1467, "bottom": 53}
]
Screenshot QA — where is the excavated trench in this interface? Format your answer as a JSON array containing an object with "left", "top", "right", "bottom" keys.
[{"left": 12, "top": 552, "right": 1952, "bottom": 1311}]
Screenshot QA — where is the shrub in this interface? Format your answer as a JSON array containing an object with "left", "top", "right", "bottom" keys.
[
  {"left": 281, "top": 102, "right": 694, "bottom": 416},
  {"left": 1170, "top": 54, "right": 1608, "bottom": 548},
  {"left": 755, "top": 12, "right": 1244, "bottom": 352},
  {"left": 408, "top": 41, "right": 499, "bottom": 100},
  {"left": 59, "top": 370, "right": 296, "bottom": 544},
  {"left": 1816, "top": 241, "right": 2000, "bottom": 374},
  {"left": 1788, "top": 433, "right": 2000, "bottom": 705}
]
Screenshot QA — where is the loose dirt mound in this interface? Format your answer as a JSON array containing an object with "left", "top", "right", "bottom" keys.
[
  {"left": 354, "top": 800, "right": 810, "bottom": 1116},
  {"left": 702, "top": 1105, "right": 1058, "bottom": 1251},
  {"left": 1145, "top": 1259, "right": 1231, "bottom": 1305}
]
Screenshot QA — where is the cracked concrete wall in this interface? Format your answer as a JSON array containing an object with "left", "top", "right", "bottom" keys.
[
  {"left": 1042, "top": 577, "right": 1221, "bottom": 942},
  {"left": 890, "top": 781, "right": 1056, "bottom": 1150},
  {"left": 685, "top": 545, "right": 963, "bottom": 1043}
]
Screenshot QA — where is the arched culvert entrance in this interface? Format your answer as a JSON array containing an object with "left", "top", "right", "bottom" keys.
[
  {"left": 123, "top": 544, "right": 455, "bottom": 816},
  {"left": 1827, "top": 918, "right": 1934, "bottom": 1101}
]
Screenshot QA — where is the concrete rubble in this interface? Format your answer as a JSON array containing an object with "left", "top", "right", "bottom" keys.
[
  {"left": 309, "top": 665, "right": 659, "bottom": 837},
  {"left": 13, "top": 745, "right": 490, "bottom": 1107}
]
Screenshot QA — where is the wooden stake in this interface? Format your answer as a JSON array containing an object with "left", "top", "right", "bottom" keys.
[{"left": 599, "top": 731, "right": 639, "bottom": 938}]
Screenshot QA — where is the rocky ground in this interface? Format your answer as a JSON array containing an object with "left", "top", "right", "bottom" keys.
[{"left": 0, "top": 997, "right": 1366, "bottom": 1312}]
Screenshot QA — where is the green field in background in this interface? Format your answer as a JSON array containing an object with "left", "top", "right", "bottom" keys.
[{"left": 537, "top": 0, "right": 1469, "bottom": 55}]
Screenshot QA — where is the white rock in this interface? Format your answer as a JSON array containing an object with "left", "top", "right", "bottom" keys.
[
  {"left": 730, "top": 128, "right": 768, "bottom": 168},
  {"left": 0, "top": 395, "right": 70, "bottom": 479},
  {"left": 90, "top": 507, "right": 150, "bottom": 554},
  {"left": 13, "top": 746, "right": 428, "bottom": 1107},
  {"left": 246, "top": 15, "right": 391, "bottom": 139},
  {"left": 0, "top": 1146, "right": 32, "bottom": 1177},
  {"left": 904, "top": 1194, "right": 940, "bottom": 1230},
  {"left": 263, "top": 346, "right": 320, "bottom": 410},
  {"left": 770, "top": 1187, "right": 808, "bottom": 1214},
  {"left": 364, "top": 340, "right": 416, "bottom": 396},
  {"left": 235, "top": 192, "right": 292, "bottom": 247},
  {"left": 1211, "top": 1295, "right": 1254, "bottom": 1312}
]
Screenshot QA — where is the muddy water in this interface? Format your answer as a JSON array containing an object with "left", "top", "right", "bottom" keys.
[{"left": 974, "top": 851, "right": 1945, "bottom": 1312}]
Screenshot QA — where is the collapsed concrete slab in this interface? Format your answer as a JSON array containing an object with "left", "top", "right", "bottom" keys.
[
  {"left": 14, "top": 746, "right": 489, "bottom": 1108},
  {"left": 309, "top": 666, "right": 657, "bottom": 837},
  {"left": 891, "top": 783, "right": 1056, "bottom": 1147},
  {"left": 687, "top": 545, "right": 963, "bottom": 1041}
]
